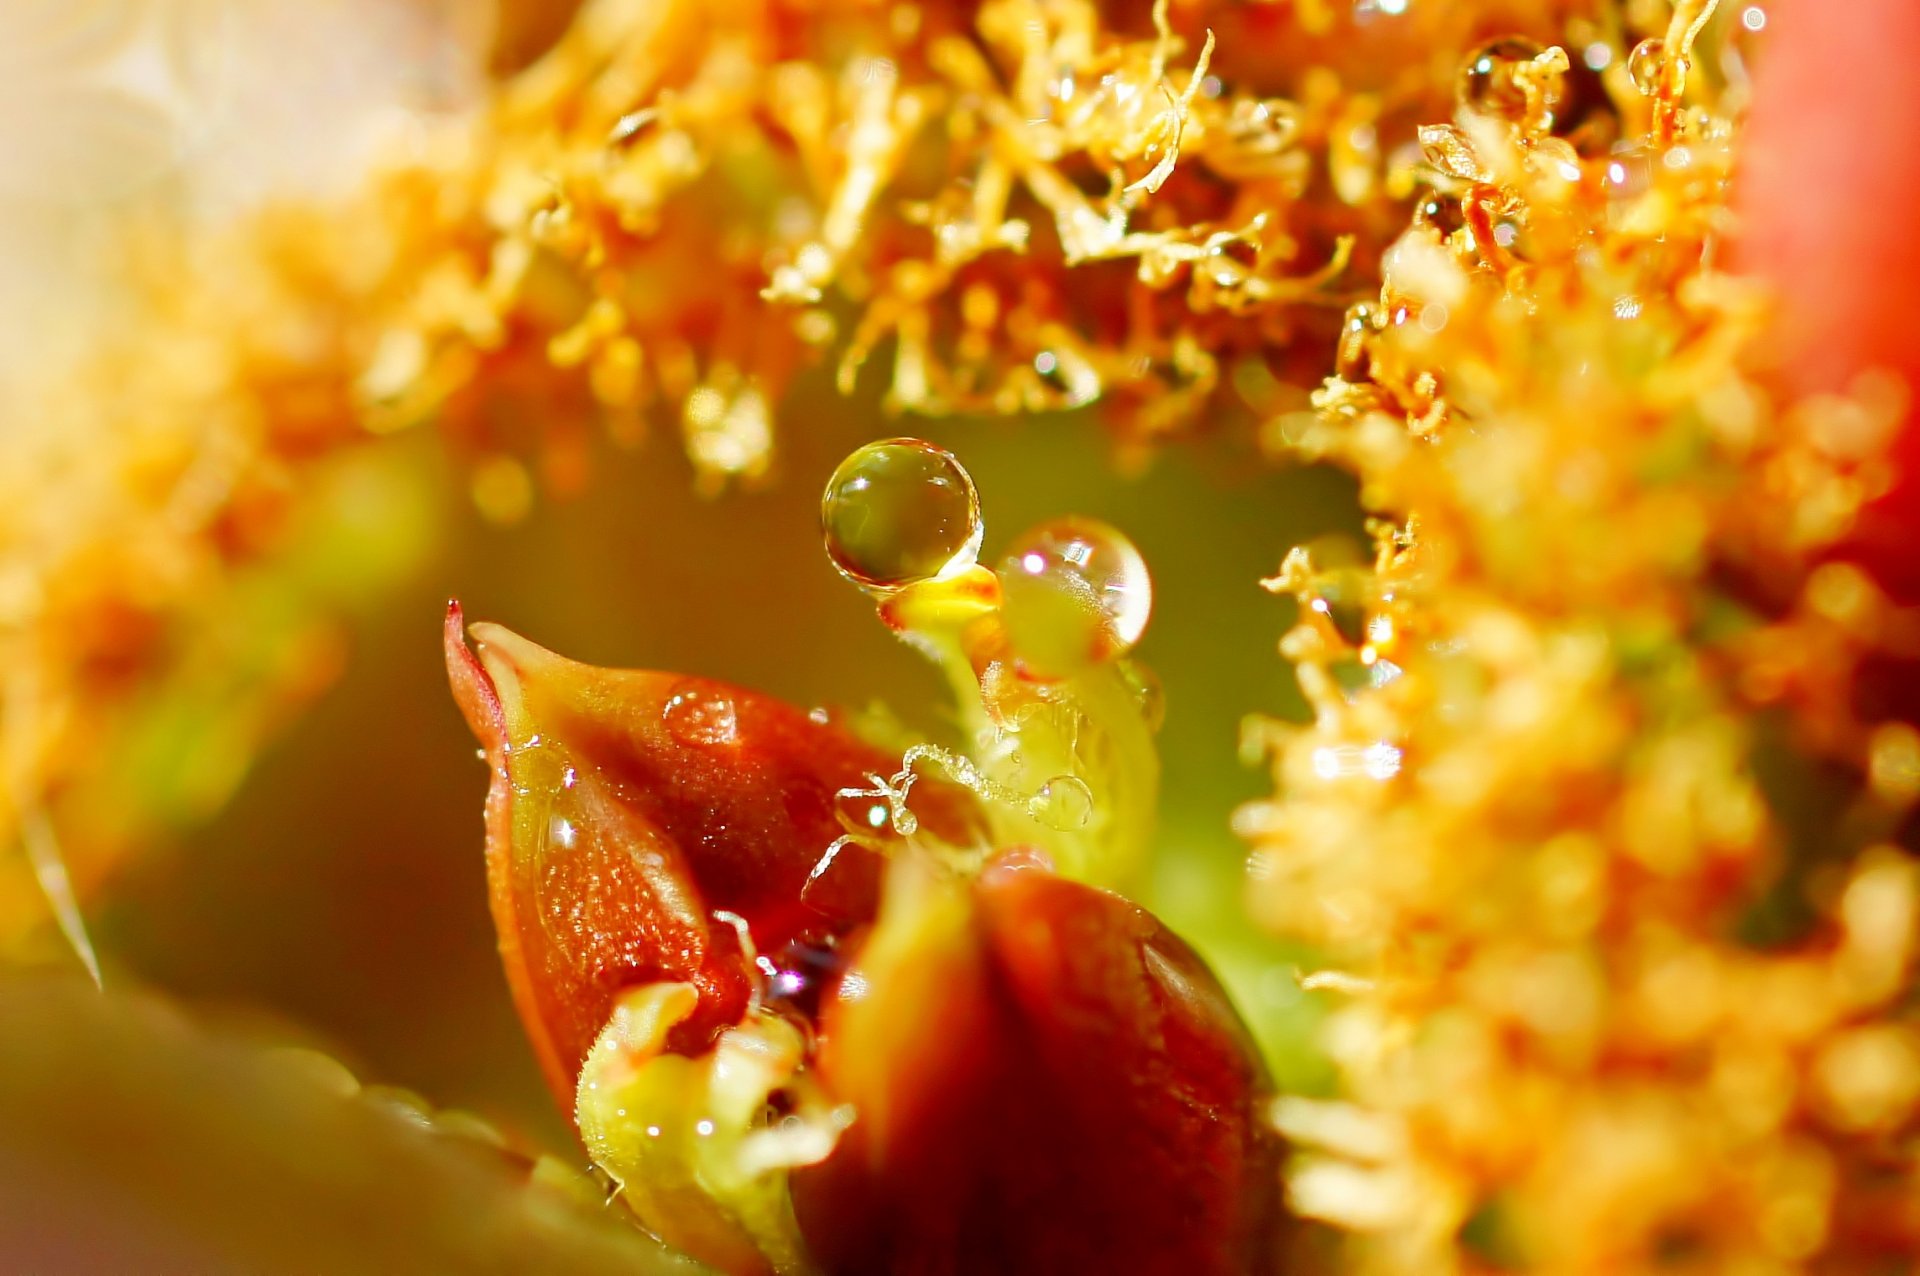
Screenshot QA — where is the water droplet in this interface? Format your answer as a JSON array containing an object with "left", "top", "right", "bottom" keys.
[
  {"left": 1305, "top": 568, "right": 1375, "bottom": 647},
  {"left": 1336, "top": 302, "right": 1379, "bottom": 381},
  {"left": 1120, "top": 661, "right": 1167, "bottom": 732},
  {"left": 1417, "top": 123, "right": 1490, "bottom": 184},
  {"left": 998, "top": 517, "right": 1153, "bottom": 674},
  {"left": 763, "top": 934, "right": 848, "bottom": 1022},
  {"left": 1626, "top": 38, "right": 1665, "bottom": 96},
  {"left": 821, "top": 438, "right": 983, "bottom": 591},
  {"left": 1602, "top": 147, "right": 1653, "bottom": 201},
  {"left": 1458, "top": 38, "right": 1550, "bottom": 123},
  {"left": 1027, "top": 775, "right": 1094, "bottom": 830},
  {"left": 1413, "top": 196, "right": 1465, "bottom": 238},
  {"left": 663, "top": 681, "right": 739, "bottom": 747}
]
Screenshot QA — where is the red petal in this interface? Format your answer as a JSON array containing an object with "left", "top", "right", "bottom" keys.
[
  {"left": 793, "top": 857, "right": 1283, "bottom": 1274},
  {"left": 444, "top": 603, "right": 917, "bottom": 1106},
  {"left": 1738, "top": 0, "right": 1920, "bottom": 598}
]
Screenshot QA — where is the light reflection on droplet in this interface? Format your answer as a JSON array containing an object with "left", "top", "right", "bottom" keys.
[
  {"left": 1742, "top": 6, "right": 1767, "bottom": 32},
  {"left": 1311, "top": 743, "right": 1404, "bottom": 781},
  {"left": 835, "top": 790, "right": 891, "bottom": 835}
]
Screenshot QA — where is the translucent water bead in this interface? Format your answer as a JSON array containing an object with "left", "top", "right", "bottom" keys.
[
  {"left": 1458, "top": 38, "right": 1553, "bottom": 124},
  {"left": 998, "top": 517, "right": 1153, "bottom": 675},
  {"left": 1627, "top": 38, "right": 1666, "bottom": 96},
  {"left": 822, "top": 439, "right": 983, "bottom": 591}
]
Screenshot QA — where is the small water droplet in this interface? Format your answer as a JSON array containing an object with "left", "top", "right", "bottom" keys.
[
  {"left": 763, "top": 934, "right": 848, "bottom": 1022},
  {"left": 1413, "top": 196, "right": 1465, "bottom": 238},
  {"left": 1305, "top": 568, "right": 1375, "bottom": 647},
  {"left": 1458, "top": 37, "right": 1550, "bottom": 123},
  {"left": 1120, "top": 661, "right": 1167, "bottom": 732},
  {"left": 998, "top": 517, "right": 1153, "bottom": 674},
  {"left": 1602, "top": 147, "right": 1653, "bottom": 201},
  {"left": 1027, "top": 775, "right": 1094, "bottom": 830},
  {"left": 1626, "top": 38, "right": 1665, "bottom": 96},
  {"left": 821, "top": 438, "right": 983, "bottom": 591},
  {"left": 1336, "top": 302, "right": 1379, "bottom": 381},
  {"left": 663, "top": 681, "right": 739, "bottom": 747}
]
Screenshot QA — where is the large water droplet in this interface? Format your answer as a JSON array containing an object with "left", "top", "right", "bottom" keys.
[
  {"left": 998, "top": 517, "right": 1153, "bottom": 674},
  {"left": 821, "top": 438, "right": 982, "bottom": 591},
  {"left": 1626, "top": 38, "right": 1665, "bottom": 95},
  {"left": 662, "top": 681, "right": 739, "bottom": 747},
  {"left": 1026, "top": 775, "right": 1094, "bottom": 830}
]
